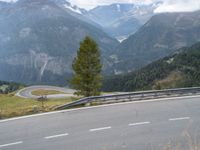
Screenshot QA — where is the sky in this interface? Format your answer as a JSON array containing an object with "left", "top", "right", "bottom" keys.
[
  {"left": 1, "top": 0, "right": 200, "bottom": 13},
  {"left": 68, "top": 0, "right": 200, "bottom": 13}
]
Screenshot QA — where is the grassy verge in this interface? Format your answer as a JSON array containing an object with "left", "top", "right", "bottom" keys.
[
  {"left": 0, "top": 93, "right": 78, "bottom": 119},
  {"left": 31, "top": 89, "right": 66, "bottom": 96}
]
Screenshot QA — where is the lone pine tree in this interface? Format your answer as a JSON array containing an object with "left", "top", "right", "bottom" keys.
[{"left": 71, "top": 36, "right": 102, "bottom": 97}]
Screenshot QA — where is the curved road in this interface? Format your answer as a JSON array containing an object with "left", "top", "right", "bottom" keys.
[
  {"left": 16, "top": 85, "right": 75, "bottom": 99},
  {"left": 0, "top": 95, "right": 200, "bottom": 149}
]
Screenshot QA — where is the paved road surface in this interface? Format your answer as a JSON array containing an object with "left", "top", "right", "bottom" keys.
[
  {"left": 16, "top": 86, "right": 75, "bottom": 99},
  {"left": 0, "top": 96, "right": 200, "bottom": 150}
]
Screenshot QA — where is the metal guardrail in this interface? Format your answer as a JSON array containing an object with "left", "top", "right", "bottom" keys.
[{"left": 55, "top": 87, "right": 200, "bottom": 110}]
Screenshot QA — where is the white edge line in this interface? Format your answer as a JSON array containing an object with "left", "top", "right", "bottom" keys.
[
  {"left": 0, "top": 95, "right": 200, "bottom": 123},
  {"left": 129, "top": 122, "right": 150, "bottom": 126},
  {"left": 0, "top": 141, "right": 23, "bottom": 148},
  {"left": 44, "top": 133, "right": 69, "bottom": 139},
  {"left": 89, "top": 126, "right": 112, "bottom": 132},
  {"left": 169, "top": 117, "right": 190, "bottom": 121}
]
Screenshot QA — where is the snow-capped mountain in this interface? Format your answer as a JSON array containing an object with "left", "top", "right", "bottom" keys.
[
  {"left": 51, "top": 0, "right": 100, "bottom": 27},
  {"left": 86, "top": 2, "right": 162, "bottom": 41},
  {"left": 0, "top": 0, "right": 162, "bottom": 41},
  {"left": 52, "top": 0, "right": 87, "bottom": 15}
]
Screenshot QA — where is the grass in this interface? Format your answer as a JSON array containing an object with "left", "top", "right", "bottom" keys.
[
  {"left": 31, "top": 89, "right": 66, "bottom": 96},
  {"left": 0, "top": 93, "right": 78, "bottom": 119}
]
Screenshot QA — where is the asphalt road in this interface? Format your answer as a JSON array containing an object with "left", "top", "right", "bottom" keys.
[
  {"left": 0, "top": 96, "right": 200, "bottom": 150},
  {"left": 16, "top": 86, "right": 75, "bottom": 99}
]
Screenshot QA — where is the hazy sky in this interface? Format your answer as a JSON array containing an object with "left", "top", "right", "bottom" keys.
[
  {"left": 68, "top": 0, "right": 200, "bottom": 13},
  {"left": 1, "top": 0, "right": 200, "bottom": 13}
]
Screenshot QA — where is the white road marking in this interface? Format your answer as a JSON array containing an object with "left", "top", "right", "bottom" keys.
[
  {"left": 169, "top": 117, "right": 190, "bottom": 121},
  {"left": 129, "top": 122, "right": 150, "bottom": 126},
  {"left": 0, "top": 95, "right": 200, "bottom": 123},
  {"left": 0, "top": 141, "right": 23, "bottom": 148},
  {"left": 89, "top": 126, "right": 112, "bottom": 132},
  {"left": 45, "top": 133, "right": 69, "bottom": 139}
]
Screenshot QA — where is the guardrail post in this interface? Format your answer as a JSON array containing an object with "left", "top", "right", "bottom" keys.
[
  {"left": 129, "top": 95, "right": 131, "bottom": 101},
  {"left": 154, "top": 92, "right": 157, "bottom": 97},
  {"left": 116, "top": 96, "right": 118, "bottom": 101},
  {"left": 141, "top": 94, "right": 144, "bottom": 99},
  {"left": 0, "top": 109, "right": 2, "bottom": 119}
]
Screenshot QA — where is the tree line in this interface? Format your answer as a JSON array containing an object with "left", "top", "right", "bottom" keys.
[{"left": 0, "top": 81, "right": 22, "bottom": 94}]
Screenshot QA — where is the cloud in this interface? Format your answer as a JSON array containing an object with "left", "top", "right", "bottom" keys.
[
  {"left": 68, "top": 0, "right": 154, "bottom": 10},
  {"left": 155, "top": 0, "right": 200, "bottom": 13}
]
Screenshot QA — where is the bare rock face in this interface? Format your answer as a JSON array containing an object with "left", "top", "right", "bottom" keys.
[{"left": 0, "top": 50, "right": 71, "bottom": 84}]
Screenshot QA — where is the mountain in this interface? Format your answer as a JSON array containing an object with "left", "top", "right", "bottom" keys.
[
  {"left": 0, "top": 1, "right": 10, "bottom": 8},
  {"left": 86, "top": 2, "right": 161, "bottom": 41},
  {"left": 103, "top": 42, "right": 200, "bottom": 92},
  {"left": 111, "top": 11, "right": 200, "bottom": 74},
  {"left": 53, "top": 0, "right": 86, "bottom": 14},
  {"left": 0, "top": 0, "right": 119, "bottom": 85}
]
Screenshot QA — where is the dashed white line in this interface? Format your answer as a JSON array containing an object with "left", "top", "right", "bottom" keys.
[
  {"left": 129, "top": 122, "right": 151, "bottom": 126},
  {"left": 89, "top": 126, "right": 112, "bottom": 132},
  {"left": 0, "top": 141, "right": 23, "bottom": 148},
  {"left": 44, "top": 133, "right": 69, "bottom": 139},
  {"left": 169, "top": 117, "right": 190, "bottom": 121}
]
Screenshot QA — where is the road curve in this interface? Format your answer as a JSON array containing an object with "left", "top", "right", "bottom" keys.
[
  {"left": 0, "top": 95, "right": 200, "bottom": 150},
  {"left": 16, "top": 85, "right": 75, "bottom": 99}
]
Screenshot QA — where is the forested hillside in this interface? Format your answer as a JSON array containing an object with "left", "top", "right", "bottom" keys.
[{"left": 102, "top": 42, "right": 200, "bottom": 92}]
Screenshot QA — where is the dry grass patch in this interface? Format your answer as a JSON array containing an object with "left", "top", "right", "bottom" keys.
[
  {"left": 0, "top": 93, "right": 78, "bottom": 119},
  {"left": 154, "top": 71, "right": 186, "bottom": 90},
  {"left": 31, "top": 89, "right": 66, "bottom": 96}
]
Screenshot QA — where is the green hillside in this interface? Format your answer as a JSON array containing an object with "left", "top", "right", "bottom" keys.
[{"left": 102, "top": 42, "right": 200, "bottom": 92}]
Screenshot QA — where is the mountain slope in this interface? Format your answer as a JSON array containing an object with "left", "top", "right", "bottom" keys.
[
  {"left": 112, "top": 11, "right": 200, "bottom": 74},
  {"left": 103, "top": 42, "right": 200, "bottom": 92},
  {"left": 0, "top": 0, "right": 119, "bottom": 85}
]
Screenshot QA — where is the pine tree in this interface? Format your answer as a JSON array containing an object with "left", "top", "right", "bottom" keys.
[{"left": 71, "top": 36, "right": 102, "bottom": 97}]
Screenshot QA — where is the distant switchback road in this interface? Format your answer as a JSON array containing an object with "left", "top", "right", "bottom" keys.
[
  {"left": 16, "top": 85, "right": 75, "bottom": 99},
  {"left": 0, "top": 95, "right": 200, "bottom": 150}
]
